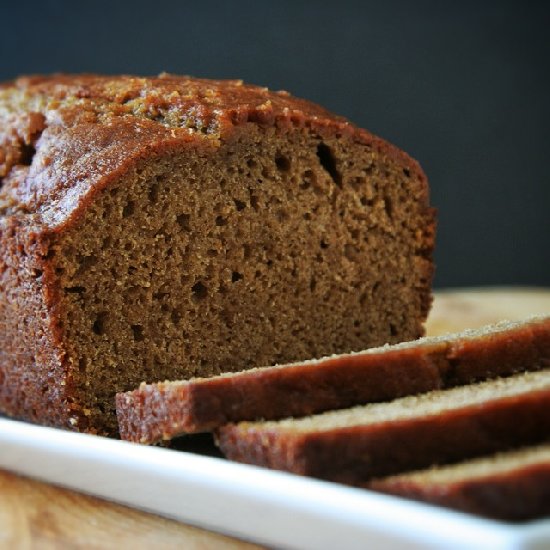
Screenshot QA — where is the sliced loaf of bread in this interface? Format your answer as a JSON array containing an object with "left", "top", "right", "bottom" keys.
[
  {"left": 116, "top": 316, "right": 550, "bottom": 442},
  {"left": 368, "top": 444, "right": 550, "bottom": 521},
  {"left": 216, "top": 369, "right": 550, "bottom": 484},
  {"left": 0, "top": 75, "right": 436, "bottom": 435}
]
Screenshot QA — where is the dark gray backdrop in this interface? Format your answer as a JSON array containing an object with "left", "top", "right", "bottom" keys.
[{"left": 2, "top": 0, "right": 548, "bottom": 288}]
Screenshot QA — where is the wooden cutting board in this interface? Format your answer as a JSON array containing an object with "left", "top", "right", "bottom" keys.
[
  {"left": 426, "top": 287, "right": 550, "bottom": 335},
  {"left": 1, "top": 288, "right": 549, "bottom": 550}
]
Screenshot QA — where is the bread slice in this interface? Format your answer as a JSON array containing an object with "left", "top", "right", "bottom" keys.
[
  {"left": 216, "top": 369, "right": 550, "bottom": 484},
  {"left": 116, "top": 316, "right": 550, "bottom": 442},
  {"left": 368, "top": 444, "right": 550, "bottom": 521},
  {"left": 0, "top": 74, "right": 435, "bottom": 435}
]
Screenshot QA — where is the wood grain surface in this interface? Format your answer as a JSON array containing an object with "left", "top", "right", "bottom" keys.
[
  {"left": 0, "top": 468, "right": 260, "bottom": 550},
  {"left": 1, "top": 288, "right": 549, "bottom": 549},
  {"left": 426, "top": 287, "right": 550, "bottom": 335}
]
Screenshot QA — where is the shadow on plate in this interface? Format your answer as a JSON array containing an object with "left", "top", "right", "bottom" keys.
[{"left": 168, "top": 432, "right": 225, "bottom": 458}]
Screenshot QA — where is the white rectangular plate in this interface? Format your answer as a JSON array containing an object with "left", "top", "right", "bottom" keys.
[{"left": 0, "top": 417, "right": 548, "bottom": 549}]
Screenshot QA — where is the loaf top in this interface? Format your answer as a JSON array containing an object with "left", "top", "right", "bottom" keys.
[{"left": 0, "top": 74, "right": 422, "bottom": 230}]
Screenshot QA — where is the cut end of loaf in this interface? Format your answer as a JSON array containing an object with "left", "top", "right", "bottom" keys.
[{"left": 47, "top": 121, "right": 433, "bottom": 434}]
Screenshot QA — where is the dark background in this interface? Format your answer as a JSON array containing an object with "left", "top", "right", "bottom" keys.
[{"left": 2, "top": 0, "right": 549, "bottom": 288}]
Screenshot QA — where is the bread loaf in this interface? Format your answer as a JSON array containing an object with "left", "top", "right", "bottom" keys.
[
  {"left": 369, "top": 444, "right": 550, "bottom": 521},
  {"left": 116, "top": 316, "right": 550, "bottom": 443},
  {"left": 216, "top": 369, "right": 550, "bottom": 484},
  {"left": 0, "top": 74, "right": 435, "bottom": 434}
]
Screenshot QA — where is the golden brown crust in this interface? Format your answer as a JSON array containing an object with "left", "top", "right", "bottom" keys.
[
  {"left": 0, "top": 218, "right": 74, "bottom": 428},
  {"left": 0, "top": 74, "right": 427, "bottom": 231}
]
